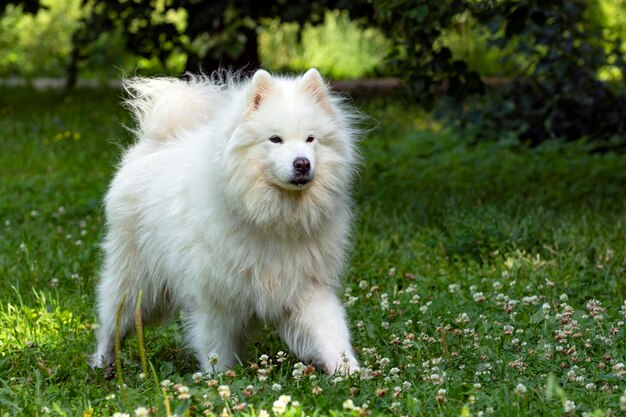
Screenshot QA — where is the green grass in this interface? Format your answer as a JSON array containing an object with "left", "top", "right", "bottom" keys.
[{"left": 1, "top": 87, "right": 625, "bottom": 417}]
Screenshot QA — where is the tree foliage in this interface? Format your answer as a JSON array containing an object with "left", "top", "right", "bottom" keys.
[
  {"left": 3, "top": 0, "right": 625, "bottom": 145},
  {"left": 370, "top": 0, "right": 486, "bottom": 109},
  {"left": 470, "top": 0, "right": 626, "bottom": 146},
  {"left": 368, "top": 0, "right": 625, "bottom": 145},
  {"left": 62, "top": 0, "right": 374, "bottom": 83}
]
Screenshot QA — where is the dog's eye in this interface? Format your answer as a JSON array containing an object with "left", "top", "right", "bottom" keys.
[
  {"left": 269, "top": 135, "right": 283, "bottom": 144},
  {"left": 306, "top": 135, "right": 315, "bottom": 143}
]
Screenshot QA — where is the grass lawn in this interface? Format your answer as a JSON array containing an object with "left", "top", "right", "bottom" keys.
[{"left": 0, "top": 87, "right": 625, "bottom": 417}]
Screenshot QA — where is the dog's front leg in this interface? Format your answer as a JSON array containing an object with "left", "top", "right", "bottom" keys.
[{"left": 278, "top": 285, "right": 359, "bottom": 375}]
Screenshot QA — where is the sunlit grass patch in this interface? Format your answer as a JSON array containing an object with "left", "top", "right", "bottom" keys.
[{"left": 0, "top": 290, "right": 87, "bottom": 353}]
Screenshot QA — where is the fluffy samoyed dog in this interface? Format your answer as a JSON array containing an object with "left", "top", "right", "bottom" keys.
[{"left": 90, "top": 68, "right": 360, "bottom": 374}]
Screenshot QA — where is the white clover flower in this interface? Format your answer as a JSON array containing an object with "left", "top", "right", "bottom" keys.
[
  {"left": 258, "top": 410, "right": 270, "bottom": 417},
  {"left": 457, "top": 312, "right": 470, "bottom": 324},
  {"left": 192, "top": 372, "right": 204, "bottom": 383},
  {"left": 276, "top": 351, "right": 287, "bottom": 363},
  {"left": 585, "top": 383, "right": 596, "bottom": 390},
  {"left": 105, "top": 393, "right": 116, "bottom": 400},
  {"left": 272, "top": 401, "right": 286, "bottom": 415},
  {"left": 522, "top": 295, "right": 538, "bottom": 305},
  {"left": 473, "top": 292, "right": 485, "bottom": 303},
  {"left": 563, "top": 400, "right": 576, "bottom": 413},
  {"left": 344, "top": 296, "right": 359, "bottom": 307},
  {"left": 612, "top": 362, "right": 625, "bottom": 377},
  {"left": 271, "top": 383, "right": 282, "bottom": 392},
  {"left": 359, "top": 280, "right": 368, "bottom": 289},
  {"left": 177, "top": 385, "right": 190, "bottom": 400},
  {"left": 514, "top": 383, "right": 527, "bottom": 396},
  {"left": 292, "top": 363, "right": 304, "bottom": 380},
  {"left": 134, "top": 407, "right": 149, "bottom": 417},
  {"left": 218, "top": 385, "right": 231, "bottom": 399},
  {"left": 208, "top": 352, "right": 219, "bottom": 365},
  {"left": 448, "top": 283, "right": 460, "bottom": 293},
  {"left": 473, "top": 383, "right": 482, "bottom": 390},
  {"left": 436, "top": 388, "right": 447, "bottom": 403},
  {"left": 342, "top": 399, "right": 356, "bottom": 410},
  {"left": 402, "top": 380, "right": 412, "bottom": 390},
  {"left": 271, "top": 395, "right": 291, "bottom": 415},
  {"left": 40, "top": 407, "right": 50, "bottom": 414}
]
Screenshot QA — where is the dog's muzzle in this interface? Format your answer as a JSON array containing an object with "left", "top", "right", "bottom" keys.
[{"left": 291, "top": 157, "right": 312, "bottom": 186}]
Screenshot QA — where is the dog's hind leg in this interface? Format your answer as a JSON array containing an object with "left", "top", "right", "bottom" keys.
[
  {"left": 89, "top": 231, "right": 153, "bottom": 369},
  {"left": 89, "top": 270, "right": 138, "bottom": 369}
]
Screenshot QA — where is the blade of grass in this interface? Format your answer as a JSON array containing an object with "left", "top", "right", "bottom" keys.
[
  {"left": 135, "top": 290, "right": 148, "bottom": 377},
  {"left": 115, "top": 294, "right": 127, "bottom": 394}
]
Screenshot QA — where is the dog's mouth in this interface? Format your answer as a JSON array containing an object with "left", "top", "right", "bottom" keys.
[
  {"left": 277, "top": 173, "right": 314, "bottom": 190},
  {"left": 290, "top": 174, "right": 311, "bottom": 187}
]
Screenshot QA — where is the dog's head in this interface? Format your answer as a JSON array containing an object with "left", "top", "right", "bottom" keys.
[{"left": 223, "top": 69, "right": 359, "bottom": 231}]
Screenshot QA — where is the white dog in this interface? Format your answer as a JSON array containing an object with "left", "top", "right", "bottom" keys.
[{"left": 90, "top": 68, "right": 360, "bottom": 374}]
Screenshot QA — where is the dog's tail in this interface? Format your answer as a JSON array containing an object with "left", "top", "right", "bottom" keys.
[{"left": 123, "top": 75, "right": 222, "bottom": 142}]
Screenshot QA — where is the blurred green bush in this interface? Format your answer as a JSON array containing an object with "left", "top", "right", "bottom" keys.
[
  {"left": 258, "top": 10, "right": 390, "bottom": 79},
  {"left": 0, "top": 0, "right": 82, "bottom": 78}
]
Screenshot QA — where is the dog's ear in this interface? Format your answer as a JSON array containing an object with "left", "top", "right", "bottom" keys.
[
  {"left": 249, "top": 69, "right": 274, "bottom": 111},
  {"left": 300, "top": 68, "right": 333, "bottom": 114}
]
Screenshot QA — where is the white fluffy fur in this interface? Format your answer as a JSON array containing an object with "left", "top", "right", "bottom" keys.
[{"left": 90, "top": 68, "right": 360, "bottom": 374}]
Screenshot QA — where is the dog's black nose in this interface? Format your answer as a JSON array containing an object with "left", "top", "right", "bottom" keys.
[{"left": 293, "top": 157, "right": 311, "bottom": 174}]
